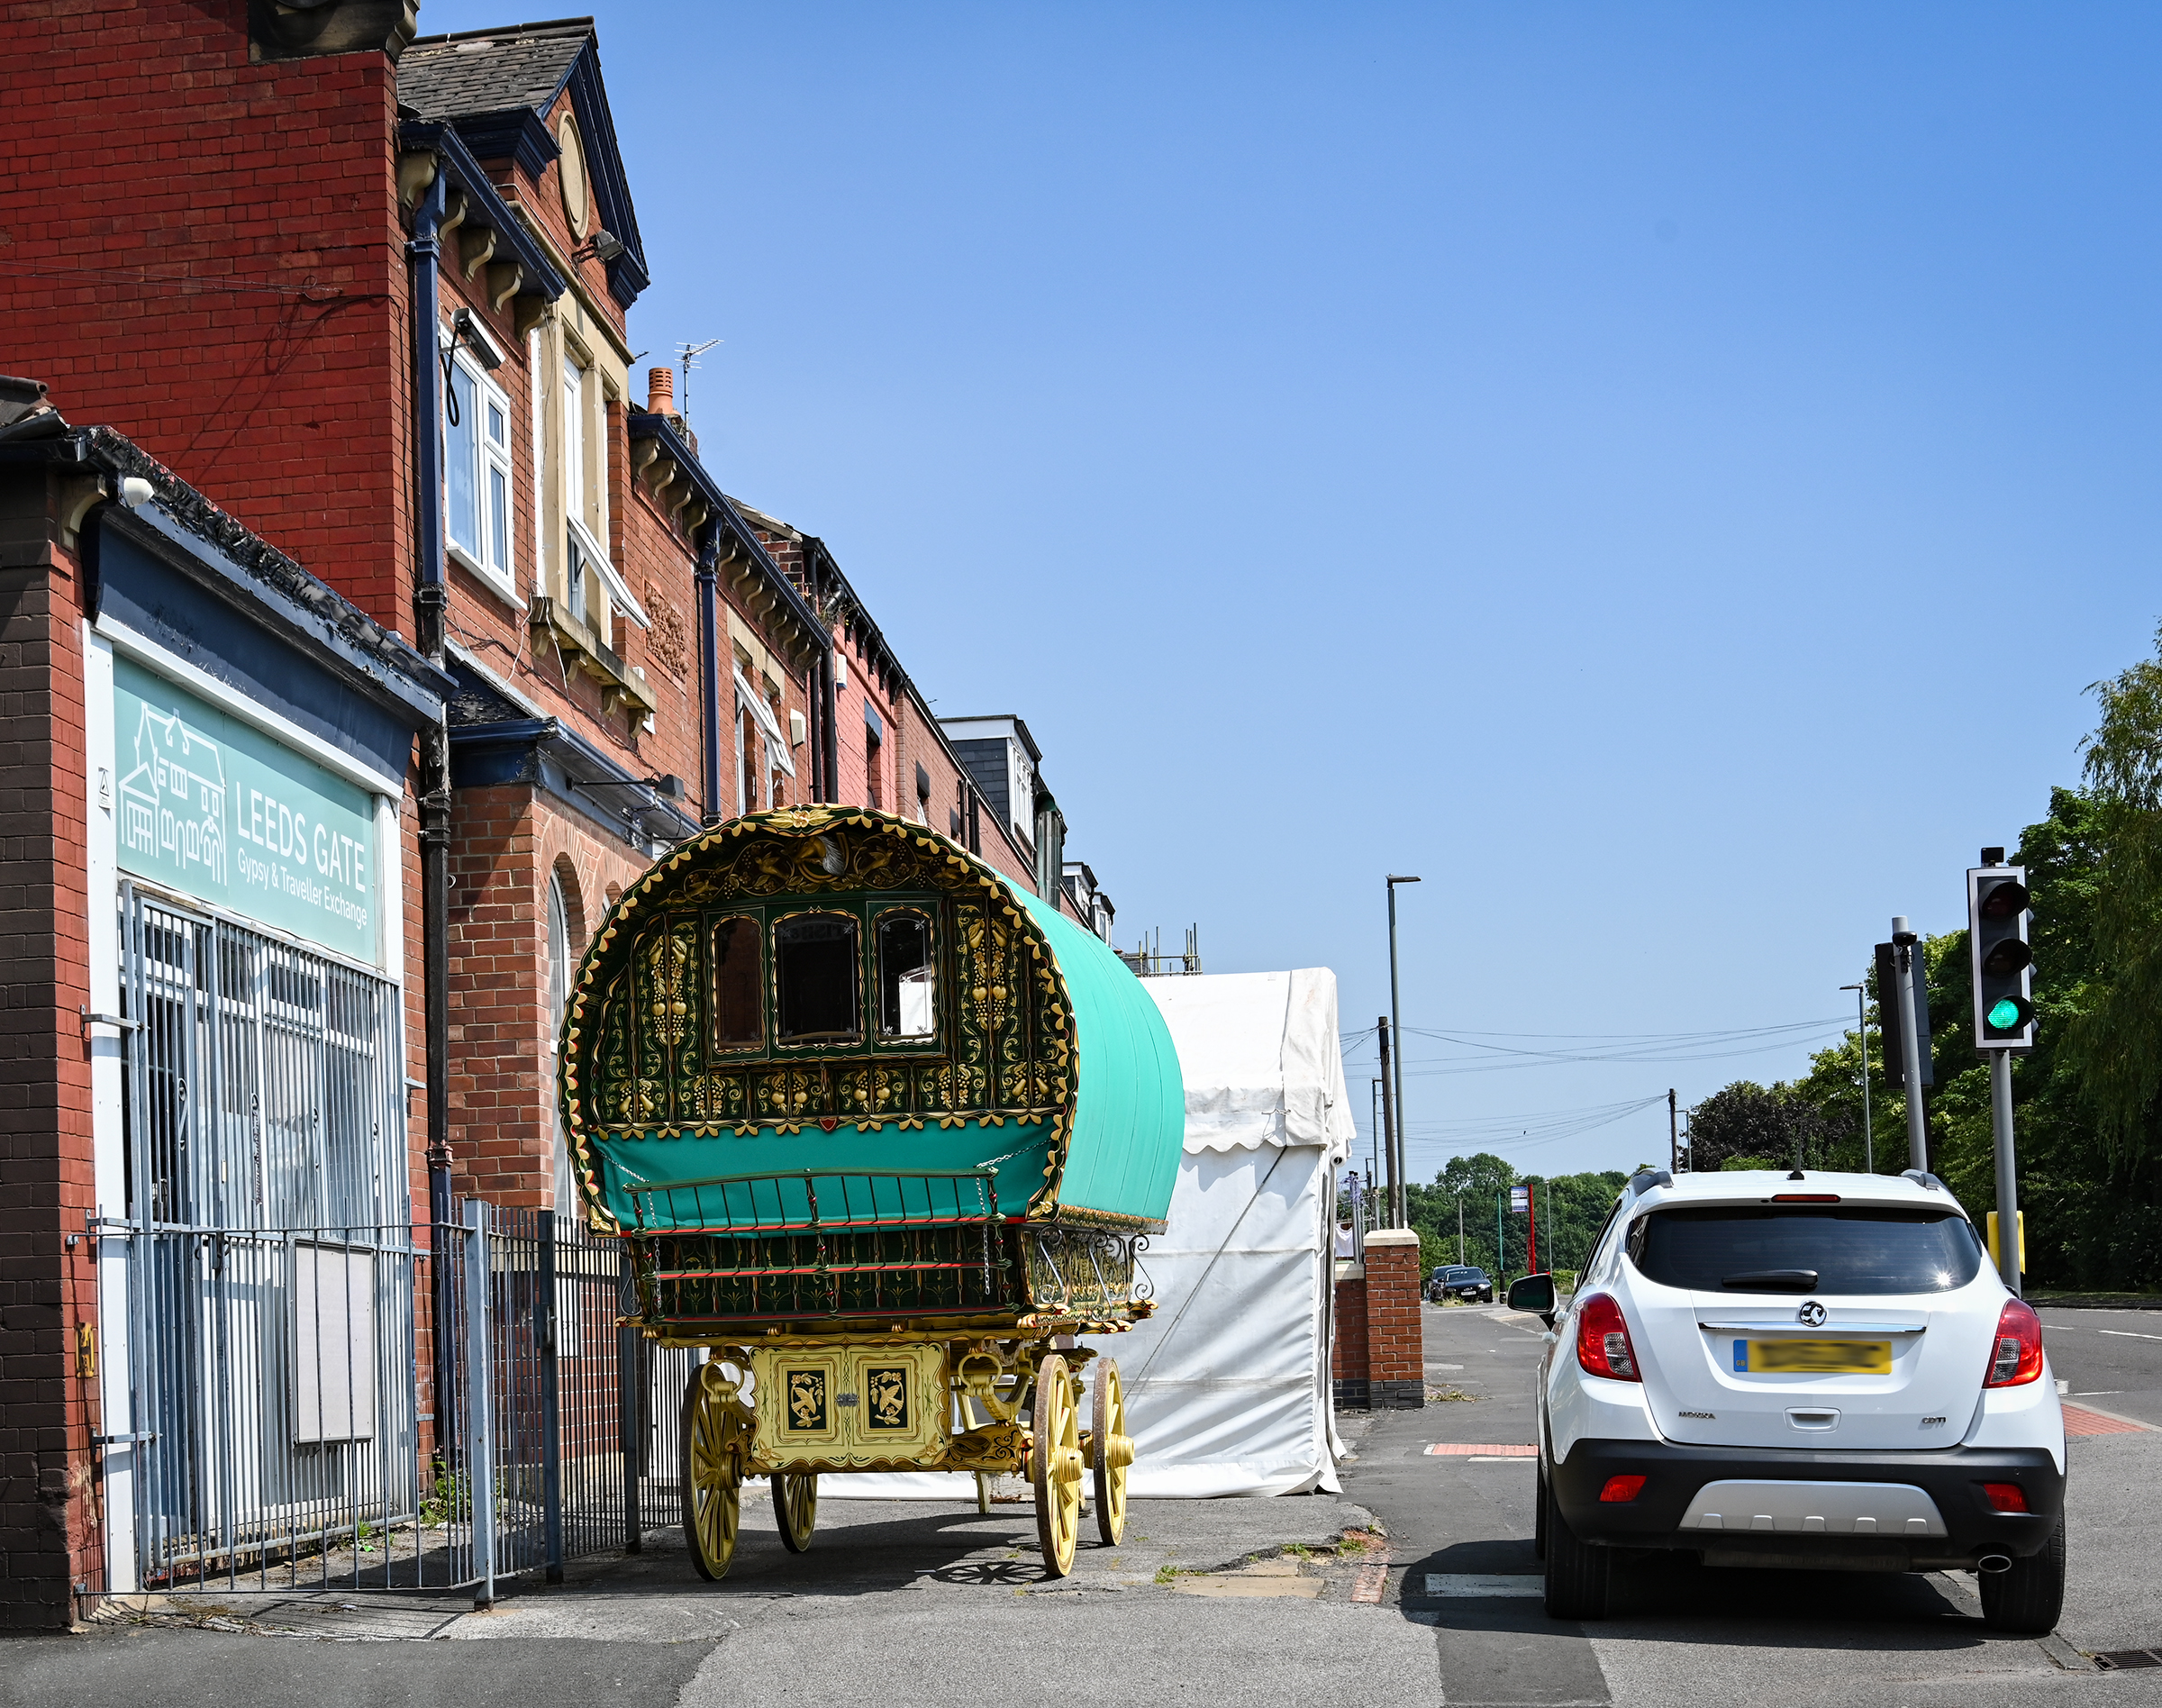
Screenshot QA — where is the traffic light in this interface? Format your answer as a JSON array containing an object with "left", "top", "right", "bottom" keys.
[
  {"left": 1874, "top": 941, "right": 1934, "bottom": 1090},
  {"left": 1968, "top": 854, "right": 2035, "bottom": 1050}
]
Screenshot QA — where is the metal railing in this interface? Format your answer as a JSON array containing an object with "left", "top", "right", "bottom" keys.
[
  {"left": 104, "top": 1204, "right": 700, "bottom": 1602},
  {"left": 623, "top": 1168, "right": 1014, "bottom": 1325}
]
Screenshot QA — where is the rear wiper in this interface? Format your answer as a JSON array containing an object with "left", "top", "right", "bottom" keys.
[{"left": 1721, "top": 1268, "right": 1820, "bottom": 1291}]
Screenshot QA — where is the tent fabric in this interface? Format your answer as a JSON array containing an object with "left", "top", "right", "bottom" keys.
[{"left": 1118, "top": 968, "right": 1355, "bottom": 1496}]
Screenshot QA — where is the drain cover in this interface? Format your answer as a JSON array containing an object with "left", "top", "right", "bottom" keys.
[{"left": 2094, "top": 1650, "right": 2162, "bottom": 1670}]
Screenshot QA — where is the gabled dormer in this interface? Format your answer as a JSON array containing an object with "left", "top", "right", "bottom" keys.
[{"left": 398, "top": 17, "right": 650, "bottom": 309}]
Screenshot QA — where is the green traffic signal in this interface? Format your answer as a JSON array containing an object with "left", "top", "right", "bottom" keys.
[{"left": 1987, "top": 998, "right": 2024, "bottom": 1030}]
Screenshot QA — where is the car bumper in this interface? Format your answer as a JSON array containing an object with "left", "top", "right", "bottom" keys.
[{"left": 1549, "top": 1438, "right": 2065, "bottom": 1567}]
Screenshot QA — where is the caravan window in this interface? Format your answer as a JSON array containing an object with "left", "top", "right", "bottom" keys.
[
  {"left": 877, "top": 910, "right": 936, "bottom": 1042},
  {"left": 712, "top": 916, "right": 763, "bottom": 1049},
  {"left": 774, "top": 913, "right": 859, "bottom": 1043}
]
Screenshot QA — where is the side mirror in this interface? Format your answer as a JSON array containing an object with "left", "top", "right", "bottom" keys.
[{"left": 1507, "top": 1272, "right": 1557, "bottom": 1325}]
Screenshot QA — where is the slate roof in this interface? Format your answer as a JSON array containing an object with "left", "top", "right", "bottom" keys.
[{"left": 399, "top": 17, "right": 594, "bottom": 121}]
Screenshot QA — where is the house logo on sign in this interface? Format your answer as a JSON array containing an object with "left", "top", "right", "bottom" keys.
[{"left": 119, "top": 702, "right": 228, "bottom": 886}]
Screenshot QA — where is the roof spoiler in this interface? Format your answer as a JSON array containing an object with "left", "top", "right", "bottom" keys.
[
  {"left": 1629, "top": 1167, "right": 1672, "bottom": 1194},
  {"left": 1901, "top": 1168, "right": 1947, "bottom": 1192}
]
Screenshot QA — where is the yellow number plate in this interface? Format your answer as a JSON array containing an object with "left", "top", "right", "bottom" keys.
[{"left": 1735, "top": 1339, "right": 1891, "bottom": 1375}]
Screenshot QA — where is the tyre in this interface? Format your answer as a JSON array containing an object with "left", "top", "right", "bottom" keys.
[
  {"left": 1543, "top": 1474, "right": 1611, "bottom": 1619},
  {"left": 1979, "top": 1514, "right": 2066, "bottom": 1634},
  {"left": 1534, "top": 1461, "right": 1548, "bottom": 1562}
]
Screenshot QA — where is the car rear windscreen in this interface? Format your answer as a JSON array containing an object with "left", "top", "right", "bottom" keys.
[{"left": 1626, "top": 1206, "right": 1985, "bottom": 1295}]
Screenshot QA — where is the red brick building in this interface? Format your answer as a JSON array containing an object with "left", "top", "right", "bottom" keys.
[{"left": 0, "top": 2, "right": 1125, "bottom": 1627}]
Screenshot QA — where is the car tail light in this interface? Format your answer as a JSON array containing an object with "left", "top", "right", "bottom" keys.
[
  {"left": 1984, "top": 1298, "right": 2045, "bottom": 1387},
  {"left": 1981, "top": 1482, "right": 2029, "bottom": 1513},
  {"left": 1576, "top": 1292, "right": 1640, "bottom": 1382},
  {"left": 1599, "top": 1475, "right": 1647, "bottom": 1503}
]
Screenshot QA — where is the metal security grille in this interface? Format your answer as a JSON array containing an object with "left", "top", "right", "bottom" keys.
[
  {"left": 121, "top": 883, "right": 406, "bottom": 1231},
  {"left": 114, "top": 883, "right": 420, "bottom": 1589}
]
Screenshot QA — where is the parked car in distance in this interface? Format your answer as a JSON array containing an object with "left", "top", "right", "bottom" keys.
[
  {"left": 1512, "top": 1167, "right": 2066, "bottom": 1632},
  {"left": 1428, "top": 1264, "right": 1494, "bottom": 1304}
]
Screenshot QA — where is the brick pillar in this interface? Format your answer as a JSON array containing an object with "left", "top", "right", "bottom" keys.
[
  {"left": 0, "top": 465, "right": 97, "bottom": 1629},
  {"left": 1361, "top": 1230, "right": 1425, "bottom": 1410},
  {"left": 1331, "top": 1269, "right": 1369, "bottom": 1410}
]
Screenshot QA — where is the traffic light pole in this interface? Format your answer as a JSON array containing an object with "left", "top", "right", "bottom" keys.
[
  {"left": 1991, "top": 1049, "right": 2020, "bottom": 1297},
  {"left": 1892, "top": 916, "right": 1930, "bottom": 1174}
]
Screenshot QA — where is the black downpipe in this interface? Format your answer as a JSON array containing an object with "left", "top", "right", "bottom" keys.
[
  {"left": 409, "top": 164, "right": 459, "bottom": 1467},
  {"left": 821, "top": 623, "right": 840, "bottom": 807},
  {"left": 695, "top": 527, "right": 722, "bottom": 825}
]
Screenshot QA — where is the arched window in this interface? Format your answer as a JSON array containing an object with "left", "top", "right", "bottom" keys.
[{"left": 548, "top": 867, "right": 579, "bottom": 1213}]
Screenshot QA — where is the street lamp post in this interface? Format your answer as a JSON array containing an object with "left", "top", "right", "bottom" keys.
[
  {"left": 1840, "top": 982, "right": 1873, "bottom": 1173},
  {"left": 1385, "top": 874, "right": 1421, "bottom": 1227}
]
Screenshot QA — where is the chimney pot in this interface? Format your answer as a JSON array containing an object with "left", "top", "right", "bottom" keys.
[{"left": 648, "top": 367, "right": 675, "bottom": 416}]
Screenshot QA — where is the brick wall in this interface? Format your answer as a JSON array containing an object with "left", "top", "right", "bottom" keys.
[
  {"left": 0, "top": 468, "right": 96, "bottom": 1630},
  {"left": 1333, "top": 1230, "right": 1424, "bottom": 1413},
  {"left": 0, "top": 0, "right": 413, "bottom": 631}
]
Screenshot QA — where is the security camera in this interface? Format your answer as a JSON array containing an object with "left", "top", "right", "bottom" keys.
[{"left": 118, "top": 477, "right": 154, "bottom": 510}]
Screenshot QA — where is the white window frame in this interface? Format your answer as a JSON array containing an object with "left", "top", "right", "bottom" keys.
[{"left": 444, "top": 341, "right": 516, "bottom": 603}]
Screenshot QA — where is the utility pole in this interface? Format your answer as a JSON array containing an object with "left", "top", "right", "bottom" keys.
[
  {"left": 1376, "top": 1018, "right": 1400, "bottom": 1228},
  {"left": 1840, "top": 982, "right": 1873, "bottom": 1173},
  {"left": 1385, "top": 876, "right": 1420, "bottom": 1228},
  {"left": 1667, "top": 1088, "right": 1678, "bottom": 1174},
  {"left": 1891, "top": 916, "right": 1930, "bottom": 1173},
  {"left": 1457, "top": 1191, "right": 1466, "bottom": 1266}
]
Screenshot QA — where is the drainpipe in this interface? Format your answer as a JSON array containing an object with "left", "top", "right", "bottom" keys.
[
  {"left": 821, "top": 626, "right": 840, "bottom": 808},
  {"left": 695, "top": 526, "right": 722, "bottom": 826},
  {"left": 408, "top": 164, "right": 459, "bottom": 1463}
]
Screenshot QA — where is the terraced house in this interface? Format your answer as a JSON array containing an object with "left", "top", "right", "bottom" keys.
[{"left": 0, "top": 2, "right": 1116, "bottom": 1628}]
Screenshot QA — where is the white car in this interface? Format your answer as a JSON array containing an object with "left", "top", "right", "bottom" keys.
[{"left": 1509, "top": 1166, "right": 2066, "bottom": 1630}]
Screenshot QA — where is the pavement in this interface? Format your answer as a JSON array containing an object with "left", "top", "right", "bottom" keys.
[{"left": 5, "top": 1298, "right": 2160, "bottom": 1706}]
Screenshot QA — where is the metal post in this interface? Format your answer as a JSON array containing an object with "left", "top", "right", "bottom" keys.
[
  {"left": 1991, "top": 1050, "right": 2021, "bottom": 1296},
  {"left": 617, "top": 1247, "right": 643, "bottom": 1553},
  {"left": 1842, "top": 982, "right": 1873, "bottom": 1172},
  {"left": 1667, "top": 1088, "right": 1678, "bottom": 1174},
  {"left": 463, "top": 1200, "right": 495, "bottom": 1609},
  {"left": 1376, "top": 1019, "right": 1400, "bottom": 1227},
  {"left": 1457, "top": 1191, "right": 1465, "bottom": 1267},
  {"left": 539, "top": 1208, "right": 563, "bottom": 1584},
  {"left": 1892, "top": 917, "right": 1930, "bottom": 1173},
  {"left": 1385, "top": 876, "right": 1420, "bottom": 1226}
]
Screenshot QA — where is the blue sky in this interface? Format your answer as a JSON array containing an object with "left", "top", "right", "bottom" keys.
[{"left": 425, "top": 2, "right": 2162, "bottom": 1177}]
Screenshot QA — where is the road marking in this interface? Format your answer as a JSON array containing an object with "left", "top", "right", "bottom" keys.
[
  {"left": 2095, "top": 1329, "right": 2162, "bottom": 1341},
  {"left": 1423, "top": 1574, "right": 1543, "bottom": 1597},
  {"left": 2076, "top": 1391, "right": 2125, "bottom": 1396},
  {"left": 1425, "top": 1443, "right": 1537, "bottom": 1457}
]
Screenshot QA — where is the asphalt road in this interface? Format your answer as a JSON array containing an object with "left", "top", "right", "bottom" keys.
[
  {"left": 1333, "top": 1299, "right": 2162, "bottom": 1708},
  {"left": 2037, "top": 1304, "right": 2162, "bottom": 1428}
]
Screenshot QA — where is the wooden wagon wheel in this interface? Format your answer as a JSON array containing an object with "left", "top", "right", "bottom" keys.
[
  {"left": 1090, "top": 1355, "right": 1134, "bottom": 1546},
  {"left": 771, "top": 1471, "right": 819, "bottom": 1553},
  {"left": 1031, "top": 1352, "right": 1084, "bottom": 1577},
  {"left": 680, "top": 1362, "right": 749, "bottom": 1581}
]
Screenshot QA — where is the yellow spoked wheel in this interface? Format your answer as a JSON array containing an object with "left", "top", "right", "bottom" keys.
[
  {"left": 1031, "top": 1352, "right": 1085, "bottom": 1577},
  {"left": 1091, "top": 1356, "right": 1134, "bottom": 1546},
  {"left": 680, "top": 1362, "right": 749, "bottom": 1581},
  {"left": 771, "top": 1471, "right": 818, "bottom": 1553}
]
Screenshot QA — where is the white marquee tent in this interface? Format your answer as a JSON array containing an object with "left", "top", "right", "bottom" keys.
[{"left": 1119, "top": 968, "right": 1356, "bottom": 1496}]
